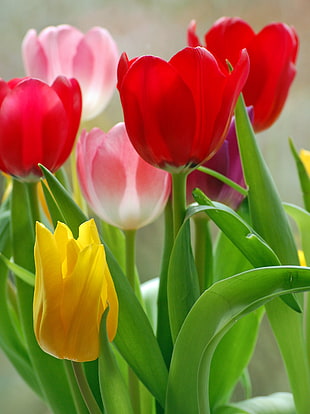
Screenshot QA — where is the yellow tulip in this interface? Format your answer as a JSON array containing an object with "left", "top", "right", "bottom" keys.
[
  {"left": 300, "top": 149, "right": 310, "bottom": 176},
  {"left": 33, "top": 219, "right": 118, "bottom": 362}
]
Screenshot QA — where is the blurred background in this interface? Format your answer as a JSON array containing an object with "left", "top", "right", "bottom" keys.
[{"left": 0, "top": 0, "right": 309, "bottom": 411}]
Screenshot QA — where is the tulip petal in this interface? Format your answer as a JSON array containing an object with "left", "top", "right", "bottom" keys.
[
  {"left": 243, "top": 23, "right": 298, "bottom": 131},
  {"left": 36, "top": 25, "right": 83, "bottom": 82},
  {"left": 119, "top": 55, "right": 197, "bottom": 169},
  {"left": 0, "top": 79, "right": 69, "bottom": 177},
  {"left": 73, "top": 27, "right": 119, "bottom": 120}
]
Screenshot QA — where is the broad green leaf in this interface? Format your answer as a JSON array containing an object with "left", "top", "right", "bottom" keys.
[
  {"left": 0, "top": 205, "right": 42, "bottom": 397},
  {"left": 191, "top": 192, "right": 300, "bottom": 313},
  {"left": 165, "top": 266, "right": 310, "bottom": 414},
  {"left": 191, "top": 193, "right": 281, "bottom": 268},
  {"left": 235, "top": 97, "right": 310, "bottom": 414},
  {"left": 215, "top": 392, "right": 295, "bottom": 414},
  {"left": 168, "top": 220, "right": 200, "bottom": 341},
  {"left": 235, "top": 96, "right": 298, "bottom": 265},
  {"left": 99, "top": 308, "right": 134, "bottom": 414},
  {"left": 40, "top": 166, "right": 168, "bottom": 406},
  {"left": 209, "top": 308, "right": 264, "bottom": 408}
]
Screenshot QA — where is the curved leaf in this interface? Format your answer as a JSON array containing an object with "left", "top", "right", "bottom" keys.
[{"left": 165, "top": 266, "right": 310, "bottom": 414}]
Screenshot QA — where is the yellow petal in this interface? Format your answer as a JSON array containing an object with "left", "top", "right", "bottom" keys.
[
  {"left": 77, "top": 218, "right": 101, "bottom": 249},
  {"left": 33, "top": 222, "right": 65, "bottom": 357},
  {"left": 61, "top": 245, "right": 106, "bottom": 361}
]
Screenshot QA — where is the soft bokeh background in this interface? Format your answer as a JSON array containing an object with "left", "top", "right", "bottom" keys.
[{"left": 0, "top": 0, "right": 309, "bottom": 412}]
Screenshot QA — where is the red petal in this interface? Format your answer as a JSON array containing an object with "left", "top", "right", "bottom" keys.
[
  {"left": 205, "top": 17, "right": 255, "bottom": 68},
  {"left": 119, "top": 55, "right": 197, "bottom": 169},
  {"left": 243, "top": 23, "right": 298, "bottom": 131},
  {"left": 0, "top": 78, "right": 69, "bottom": 177}
]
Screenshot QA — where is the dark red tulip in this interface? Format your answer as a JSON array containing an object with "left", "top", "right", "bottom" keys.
[
  {"left": 117, "top": 47, "right": 249, "bottom": 172},
  {"left": 188, "top": 17, "right": 299, "bottom": 132}
]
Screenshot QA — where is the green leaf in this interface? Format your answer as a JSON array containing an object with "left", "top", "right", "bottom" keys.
[
  {"left": 209, "top": 308, "right": 264, "bottom": 408},
  {"left": 191, "top": 192, "right": 300, "bottom": 313},
  {"left": 40, "top": 166, "right": 168, "bottom": 406},
  {"left": 0, "top": 206, "right": 42, "bottom": 397},
  {"left": 0, "top": 253, "right": 34, "bottom": 286},
  {"left": 168, "top": 220, "right": 200, "bottom": 341},
  {"left": 165, "top": 266, "right": 310, "bottom": 414},
  {"left": 99, "top": 308, "right": 134, "bottom": 414},
  {"left": 191, "top": 192, "right": 281, "bottom": 268},
  {"left": 11, "top": 179, "right": 83, "bottom": 414},
  {"left": 216, "top": 392, "right": 295, "bottom": 414},
  {"left": 235, "top": 96, "right": 298, "bottom": 265},
  {"left": 234, "top": 97, "right": 310, "bottom": 414}
]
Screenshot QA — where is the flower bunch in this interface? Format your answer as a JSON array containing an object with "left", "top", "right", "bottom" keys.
[{"left": 0, "top": 15, "right": 309, "bottom": 414}]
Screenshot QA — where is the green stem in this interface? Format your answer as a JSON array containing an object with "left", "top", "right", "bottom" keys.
[
  {"left": 26, "top": 182, "right": 41, "bottom": 227},
  {"left": 171, "top": 172, "right": 188, "bottom": 238},
  {"left": 71, "top": 361, "right": 102, "bottom": 414},
  {"left": 64, "top": 361, "right": 88, "bottom": 414},
  {"left": 124, "top": 229, "right": 137, "bottom": 291},
  {"left": 197, "top": 166, "right": 248, "bottom": 196},
  {"left": 193, "top": 215, "right": 213, "bottom": 292},
  {"left": 124, "top": 229, "right": 141, "bottom": 414}
]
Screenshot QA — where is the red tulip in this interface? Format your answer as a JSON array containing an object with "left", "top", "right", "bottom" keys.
[
  {"left": 76, "top": 123, "right": 171, "bottom": 230},
  {"left": 188, "top": 18, "right": 299, "bottom": 131},
  {"left": 0, "top": 76, "right": 82, "bottom": 180},
  {"left": 117, "top": 47, "right": 249, "bottom": 172}
]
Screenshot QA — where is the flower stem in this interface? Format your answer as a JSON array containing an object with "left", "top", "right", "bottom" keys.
[
  {"left": 63, "top": 361, "right": 88, "bottom": 414},
  {"left": 71, "top": 361, "right": 103, "bottom": 414},
  {"left": 123, "top": 229, "right": 141, "bottom": 414},
  {"left": 171, "top": 172, "right": 188, "bottom": 238},
  {"left": 124, "top": 229, "right": 137, "bottom": 291}
]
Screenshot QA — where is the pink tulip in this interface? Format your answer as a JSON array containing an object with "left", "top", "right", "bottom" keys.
[
  {"left": 22, "top": 25, "right": 119, "bottom": 121},
  {"left": 76, "top": 123, "right": 171, "bottom": 230}
]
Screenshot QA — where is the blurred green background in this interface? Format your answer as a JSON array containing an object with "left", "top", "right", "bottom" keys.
[{"left": 0, "top": 0, "right": 309, "bottom": 412}]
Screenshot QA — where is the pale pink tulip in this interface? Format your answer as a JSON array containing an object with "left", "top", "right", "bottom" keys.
[
  {"left": 77, "top": 123, "right": 171, "bottom": 230},
  {"left": 22, "top": 25, "right": 119, "bottom": 121}
]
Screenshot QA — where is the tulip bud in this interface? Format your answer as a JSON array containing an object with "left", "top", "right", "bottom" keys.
[{"left": 77, "top": 123, "right": 171, "bottom": 230}]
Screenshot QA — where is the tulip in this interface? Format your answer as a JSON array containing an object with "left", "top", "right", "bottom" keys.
[
  {"left": 186, "top": 108, "right": 253, "bottom": 209},
  {"left": 22, "top": 25, "right": 119, "bottom": 121},
  {"left": 117, "top": 47, "right": 249, "bottom": 172},
  {"left": 33, "top": 219, "right": 118, "bottom": 362},
  {"left": 300, "top": 149, "right": 310, "bottom": 176},
  {"left": 0, "top": 76, "right": 81, "bottom": 181},
  {"left": 77, "top": 122, "right": 171, "bottom": 230},
  {"left": 188, "top": 18, "right": 299, "bottom": 132}
]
